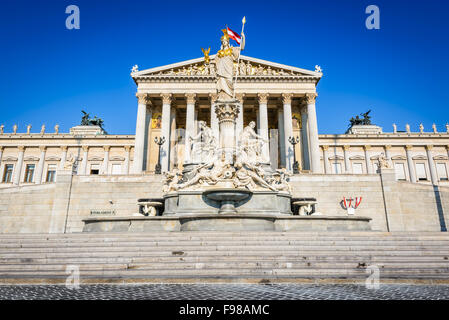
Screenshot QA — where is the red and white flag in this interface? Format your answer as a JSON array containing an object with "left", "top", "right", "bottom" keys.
[{"left": 227, "top": 27, "right": 241, "bottom": 45}]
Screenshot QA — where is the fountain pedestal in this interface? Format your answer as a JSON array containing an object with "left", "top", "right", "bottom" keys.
[{"left": 203, "top": 188, "right": 251, "bottom": 214}]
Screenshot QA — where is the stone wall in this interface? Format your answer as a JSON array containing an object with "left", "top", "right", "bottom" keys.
[{"left": 0, "top": 171, "right": 447, "bottom": 233}]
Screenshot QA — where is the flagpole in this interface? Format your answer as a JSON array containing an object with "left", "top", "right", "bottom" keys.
[{"left": 232, "top": 16, "right": 246, "bottom": 99}]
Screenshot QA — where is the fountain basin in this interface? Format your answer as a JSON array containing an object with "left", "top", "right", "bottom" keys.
[{"left": 203, "top": 188, "right": 252, "bottom": 214}]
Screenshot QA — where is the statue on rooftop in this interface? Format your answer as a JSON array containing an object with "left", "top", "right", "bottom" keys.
[{"left": 80, "top": 110, "right": 107, "bottom": 134}]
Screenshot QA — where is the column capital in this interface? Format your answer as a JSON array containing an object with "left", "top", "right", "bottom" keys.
[
  {"left": 321, "top": 145, "right": 329, "bottom": 151},
  {"left": 60, "top": 146, "right": 68, "bottom": 151},
  {"left": 445, "top": 145, "right": 449, "bottom": 151},
  {"left": 124, "top": 145, "right": 132, "bottom": 152},
  {"left": 426, "top": 145, "right": 433, "bottom": 151},
  {"left": 257, "top": 93, "right": 268, "bottom": 104},
  {"left": 161, "top": 93, "right": 172, "bottom": 105},
  {"left": 304, "top": 93, "right": 318, "bottom": 104},
  {"left": 405, "top": 145, "right": 413, "bottom": 150},
  {"left": 103, "top": 146, "right": 111, "bottom": 152},
  {"left": 364, "top": 145, "right": 371, "bottom": 151},
  {"left": 136, "top": 93, "right": 151, "bottom": 105},
  {"left": 235, "top": 93, "right": 245, "bottom": 104},
  {"left": 185, "top": 93, "right": 196, "bottom": 105},
  {"left": 82, "top": 146, "right": 89, "bottom": 152},
  {"left": 343, "top": 145, "right": 351, "bottom": 151},
  {"left": 0, "top": 146, "right": 4, "bottom": 152},
  {"left": 384, "top": 144, "right": 392, "bottom": 150},
  {"left": 17, "top": 145, "right": 25, "bottom": 152},
  {"left": 209, "top": 93, "right": 218, "bottom": 102},
  {"left": 39, "top": 146, "right": 47, "bottom": 152},
  {"left": 281, "top": 93, "right": 293, "bottom": 105}
]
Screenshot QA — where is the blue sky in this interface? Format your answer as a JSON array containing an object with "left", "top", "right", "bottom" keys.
[{"left": 0, "top": 0, "right": 448, "bottom": 134}]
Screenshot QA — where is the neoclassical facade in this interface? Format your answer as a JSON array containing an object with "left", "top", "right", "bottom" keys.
[{"left": 1, "top": 55, "right": 449, "bottom": 187}]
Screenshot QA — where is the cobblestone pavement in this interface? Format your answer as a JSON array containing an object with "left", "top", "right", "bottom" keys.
[{"left": 0, "top": 284, "right": 449, "bottom": 300}]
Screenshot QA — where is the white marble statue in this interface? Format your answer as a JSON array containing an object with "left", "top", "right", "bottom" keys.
[
  {"left": 0, "top": 124, "right": 4, "bottom": 134},
  {"left": 26, "top": 124, "right": 31, "bottom": 134},
  {"left": 419, "top": 123, "right": 424, "bottom": 133},
  {"left": 238, "top": 121, "right": 268, "bottom": 163},
  {"left": 12, "top": 124, "right": 17, "bottom": 134},
  {"left": 213, "top": 29, "right": 245, "bottom": 100},
  {"left": 177, "top": 152, "right": 232, "bottom": 190},
  {"left": 233, "top": 160, "right": 276, "bottom": 191},
  {"left": 54, "top": 124, "right": 60, "bottom": 134},
  {"left": 189, "top": 121, "right": 216, "bottom": 163},
  {"left": 378, "top": 153, "right": 391, "bottom": 169},
  {"left": 40, "top": 124, "right": 45, "bottom": 135},
  {"left": 162, "top": 166, "right": 183, "bottom": 193}
]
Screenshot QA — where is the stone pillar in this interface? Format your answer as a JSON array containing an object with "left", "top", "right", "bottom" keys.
[
  {"left": 35, "top": 146, "right": 46, "bottom": 184},
  {"left": 235, "top": 93, "right": 245, "bottom": 147},
  {"left": 405, "top": 145, "right": 416, "bottom": 183},
  {"left": 305, "top": 93, "right": 321, "bottom": 173},
  {"left": 282, "top": 93, "right": 294, "bottom": 171},
  {"left": 277, "top": 107, "right": 286, "bottom": 168},
  {"left": 160, "top": 93, "right": 172, "bottom": 173},
  {"left": 210, "top": 94, "right": 219, "bottom": 143},
  {"left": 13, "top": 146, "right": 25, "bottom": 185},
  {"left": 301, "top": 106, "right": 310, "bottom": 170},
  {"left": 258, "top": 93, "right": 270, "bottom": 161},
  {"left": 132, "top": 93, "right": 150, "bottom": 173},
  {"left": 322, "top": 145, "right": 329, "bottom": 174},
  {"left": 184, "top": 93, "right": 196, "bottom": 163},
  {"left": 426, "top": 145, "right": 438, "bottom": 185},
  {"left": 124, "top": 146, "right": 131, "bottom": 174},
  {"left": 364, "top": 145, "right": 373, "bottom": 174},
  {"left": 215, "top": 102, "right": 239, "bottom": 163},
  {"left": 59, "top": 146, "right": 67, "bottom": 170},
  {"left": 80, "top": 146, "right": 89, "bottom": 175},
  {"left": 343, "top": 145, "right": 351, "bottom": 173},
  {"left": 102, "top": 146, "right": 110, "bottom": 175},
  {"left": 384, "top": 145, "right": 391, "bottom": 160}
]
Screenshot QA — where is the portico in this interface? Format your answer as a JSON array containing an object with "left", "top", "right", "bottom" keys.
[{"left": 131, "top": 55, "right": 323, "bottom": 174}]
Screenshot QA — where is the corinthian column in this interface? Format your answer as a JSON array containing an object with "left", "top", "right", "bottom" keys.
[
  {"left": 215, "top": 102, "right": 239, "bottom": 163},
  {"left": 102, "top": 146, "right": 110, "bottom": 175},
  {"left": 132, "top": 93, "right": 150, "bottom": 173},
  {"left": 343, "top": 145, "right": 351, "bottom": 173},
  {"left": 405, "top": 145, "right": 416, "bottom": 182},
  {"left": 257, "top": 93, "right": 269, "bottom": 161},
  {"left": 282, "top": 93, "right": 294, "bottom": 171},
  {"left": 35, "top": 146, "right": 46, "bottom": 184},
  {"left": 160, "top": 93, "right": 172, "bottom": 173},
  {"left": 79, "top": 146, "right": 89, "bottom": 175},
  {"left": 13, "top": 146, "right": 25, "bottom": 185},
  {"left": 305, "top": 93, "right": 321, "bottom": 173},
  {"left": 426, "top": 145, "right": 438, "bottom": 185},
  {"left": 364, "top": 145, "right": 373, "bottom": 174},
  {"left": 124, "top": 146, "right": 131, "bottom": 174},
  {"left": 59, "top": 146, "right": 68, "bottom": 170},
  {"left": 322, "top": 145, "right": 329, "bottom": 174},
  {"left": 184, "top": 93, "right": 196, "bottom": 163}
]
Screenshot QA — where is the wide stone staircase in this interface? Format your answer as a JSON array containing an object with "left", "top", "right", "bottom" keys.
[{"left": 0, "top": 231, "right": 448, "bottom": 284}]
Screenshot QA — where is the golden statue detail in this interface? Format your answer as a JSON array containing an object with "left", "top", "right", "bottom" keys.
[
  {"left": 201, "top": 47, "right": 210, "bottom": 64},
  {"left": 213, "top": 28, "right": 245, "bottom": 101}
]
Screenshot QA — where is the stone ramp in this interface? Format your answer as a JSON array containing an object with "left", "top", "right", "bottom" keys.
[{"left": 0, "top": 232, "right": 448, "bottom": 284}]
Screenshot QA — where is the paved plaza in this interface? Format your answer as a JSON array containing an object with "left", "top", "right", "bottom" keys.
[{"left": 0, "top": 284, "right": 448, "bottom": 300}]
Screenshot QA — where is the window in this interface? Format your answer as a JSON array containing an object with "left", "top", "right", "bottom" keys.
[
  {"left": 2, "top": 164, "right": 13, "bottom": 183},
  {"left": 353, "top": 163, "right": 363, "bottom": 174},
  {"left": 437, "top": 163, "right": 448, "bottom": 181},
  {"left": 415, "top": 163, "right": 427, "bottom": 181},
  {"left": 46, "top": 164, "right": 57, "bottom": 183},
  {"left": 111, "top": 164, "right": 121, "bottom": 175},
  {"left": 24, "top": 164, "right": 35, "bottom": 183},
  {"left": 333, "top": 163, "right": 342, "bottom": 174},
  {"left": 394, "top": 163, "right": 406, "bottom": 181},
  {"left": 90, "top": 164, "right": 100, "bottom": 175}
]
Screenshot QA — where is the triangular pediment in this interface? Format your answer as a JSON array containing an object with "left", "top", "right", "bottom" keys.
[{"left": 132, "top": 55, "right": 322, "bottom": 79}]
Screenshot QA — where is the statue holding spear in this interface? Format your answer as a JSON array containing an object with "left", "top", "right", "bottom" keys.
[{"left": 213, "top": 17, "right": 246, "bottom": 101}]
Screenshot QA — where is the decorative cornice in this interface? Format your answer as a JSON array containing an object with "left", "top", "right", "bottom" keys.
[
  {"left": 304, "top": 93, "right": 318, "bottom": 104},
  {"left": 161, "top": 93, "right": 172, "bottom": 105},
  {"left": 281, "top": 93, "right": 293, "bottom": 105},
  {"left": 257, "top": 93, "right": 269, "bottom": 105}
]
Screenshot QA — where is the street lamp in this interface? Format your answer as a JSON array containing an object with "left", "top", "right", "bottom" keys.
[
  {"left": 154, "top": 136, "right": 165, "bottom": 174},
  {"left": 288, "top": 136, "right": 300, "bottom": 174}
]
